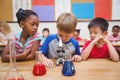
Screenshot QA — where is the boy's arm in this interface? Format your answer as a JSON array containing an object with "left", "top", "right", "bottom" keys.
[
  {"left": 72, "top": 55, "right": 81, "bottom": 62},
  {"left": 81, "top": 35, "right": 102, "bottom": 60},
  {"left": 38, "top": 52, "right": 53, "bottom": 67},
  {"left": 71, "top": 41, "right": 82, "bottom": 62},
  {"left": 81, "top": 41, "right": 95, "bottom": 60},
  {"left": 38, "top": 35, "right": 54, "bottom": 67},
  {"left": 105, "top": 39, "right": 119, "bottom": 61}
]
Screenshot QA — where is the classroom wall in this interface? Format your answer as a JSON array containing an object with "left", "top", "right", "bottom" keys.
[
  {"left": 1, "top": 0, "right": 120, "bottom": 21},
  {"left": 0, "top": 0, "right": 13, "bottom": 21},
  {"left": 8, "top": 21, "right": 120, "bottom": 40}
]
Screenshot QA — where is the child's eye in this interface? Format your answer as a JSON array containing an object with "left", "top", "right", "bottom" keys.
[
  {"left": 94, "top": 32, "right": 98, "bottom": 34},
  {"left": 89, "top": 32, "right": 92, "bottom": 34},
  {"left": 30, "top": 22, "right": 35, "bottom": 26},
  {"left": 31, "top": 23, "right": 35, "bottom": 26}
]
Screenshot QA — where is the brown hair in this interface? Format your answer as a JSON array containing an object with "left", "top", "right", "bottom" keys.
[
  {"left": 57, "top": 13, "right": 77, "bottom": 33},
  {"left": 0, "top": 21, "right": 11, "bottom": 35}
]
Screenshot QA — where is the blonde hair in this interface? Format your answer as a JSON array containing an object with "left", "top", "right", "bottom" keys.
[
  {"left": 57, "top": 13, "right": 77, "bottom": 33},
  {"left": 0, "top": 21, "right": 11, "bottom": 35}
]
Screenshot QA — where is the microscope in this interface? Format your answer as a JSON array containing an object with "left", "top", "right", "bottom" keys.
[{"left": 56, "top": 37, "right": 65, "bottom": 66}]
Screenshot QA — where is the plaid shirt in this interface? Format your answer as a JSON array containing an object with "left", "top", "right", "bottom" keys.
[{"left": 15, "top": 32, "right": 41, "bottom": 54}]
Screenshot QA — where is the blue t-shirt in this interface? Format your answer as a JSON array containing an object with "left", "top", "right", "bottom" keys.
[{"left": 40, "top": 34, "right": 81, "bottom": 58}]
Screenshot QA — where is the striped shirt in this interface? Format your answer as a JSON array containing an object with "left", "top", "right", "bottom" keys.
[
  {"left": 15, "top": 32, "right": 41, "bottom": 54},
  {"left": 108, "top": 35, "right": 120, "bottom": 42}
]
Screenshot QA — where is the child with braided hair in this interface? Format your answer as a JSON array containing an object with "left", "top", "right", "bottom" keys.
[{"left": 1, "top": 8, "right": 41, "bottom": 62}]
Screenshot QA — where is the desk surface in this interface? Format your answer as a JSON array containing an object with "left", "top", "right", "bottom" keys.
[
  {"left": 0, "top": 42, "right": 7, "bottom": 46},
  {"left": 0, "top": 42, "right": 120, "bottom": 47},
  {"left": 0, "top": 58, "right": 120, "bottom": 80}
]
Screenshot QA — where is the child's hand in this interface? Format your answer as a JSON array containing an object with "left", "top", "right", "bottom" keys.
[
  {"left": 102, "top": 37, "right": 109, "bottom": 43},
  {"left": 24, "top": 48, "right": 31, "bottom": 53},
  {"left": 92, "top": 35, "right": 104, "bottom": 44},
  {"left": 42, "top": 58, "right": 53, "bottom": 68},
  {"left": 22, "top": 48, "right": 31, "bottom": 55},
  {"left": 38, "top": 53, "right": 53, "bottom": 67},
  {"left": 71, "top": 55, "right": 81, "bottom": 62}
]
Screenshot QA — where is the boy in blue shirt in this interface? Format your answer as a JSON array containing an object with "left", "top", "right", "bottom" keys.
[{"left": 39, "top": 13, "right": 81, "bottom": 67}]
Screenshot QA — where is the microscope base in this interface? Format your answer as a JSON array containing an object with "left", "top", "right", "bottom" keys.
[{"left": 56, "top": 58, "right": 65, "bottom": 66}]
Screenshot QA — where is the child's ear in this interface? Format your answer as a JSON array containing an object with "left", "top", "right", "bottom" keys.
[
  {"left": 103, "top": 31, "right": 108, "bottom": 36},
  {"left": 20, "top": 21, "right": 24, "bottom": 28}
]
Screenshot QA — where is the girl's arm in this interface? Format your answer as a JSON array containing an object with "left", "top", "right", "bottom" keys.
[
  {"left": 22, "top": 40, "right": 40, "bottom": 61},
  {"left": 1, "top": 40, "right": 40, "bottom": 62},
  {"left": 1, "top": 42, "right": 32, "bottom": 62},
  {"left": 105, "top": 39, "right": 119, "bottom": 61}
]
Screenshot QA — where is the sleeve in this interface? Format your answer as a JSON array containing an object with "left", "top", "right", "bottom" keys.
[
  {"left": 39, "top": 37, "right": 49, "bottom": 55},
  {"left": 75, "top": 41, "right": 81, "bottom": 55},
  {"left": 39, "top": 35, "right": 54, "bottom": 55},
  {"left": 72, "top": 39, "right": 81, "bottom": 55},
  {"left": 33, "top": 33, "right": 42, "bottom": 41}
]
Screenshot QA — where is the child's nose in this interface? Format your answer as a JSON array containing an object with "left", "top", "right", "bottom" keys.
[
  {"left": 91, "top": 33, "right": 95, "bottom": 37},
  {"left": 33, "top": 25, "right": 38, "bottom": 30},
  {"left": 61, "top": 37, "right": 65, "bottom": 41}
]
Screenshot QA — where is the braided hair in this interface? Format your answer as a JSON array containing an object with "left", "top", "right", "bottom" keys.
[{"left": 16, "top": 8, "right": 38, "bottom": 25}]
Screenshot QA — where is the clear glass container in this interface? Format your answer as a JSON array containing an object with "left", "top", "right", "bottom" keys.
[
  {"left": 62, "top": 50, "right": 75, "bottom": 76},
  {"left": 4, "top": 40, "right": 24, "bottom": 80},
  {"left": 32, "top": 51, "right": 46, "bottom": 76}
]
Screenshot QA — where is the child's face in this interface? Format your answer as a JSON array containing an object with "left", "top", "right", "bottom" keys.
[
  {"left": 22, "top": 15, "right": 39, "bottom": 36},
  {"left": 42, "top": 31, "right": 49, "bottom": 38},
  {"left": 0, "top": 27, "right": 4, "bottom": 33},
  {"left": 73, "top": 31, "right": 79, "bottom": 39},
  {"left": 112, "top": 27, "right": 120, "bottom": 37},
  {"left": 89, "top": 26, "right": 104, "bottom": 41},
  {"left": 58, "top": 30, "right": 73, "bottom": 42}
]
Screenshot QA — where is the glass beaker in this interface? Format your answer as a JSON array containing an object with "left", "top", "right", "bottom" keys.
[
  {"left": 4, "top": 40, "right": 24, "bottom": 80},
  {"left": 32, "top": 51, "right": 46, "bottom": 76},
  {"left": 62, "top": 50, "right": 75, "bottom": 76}
]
